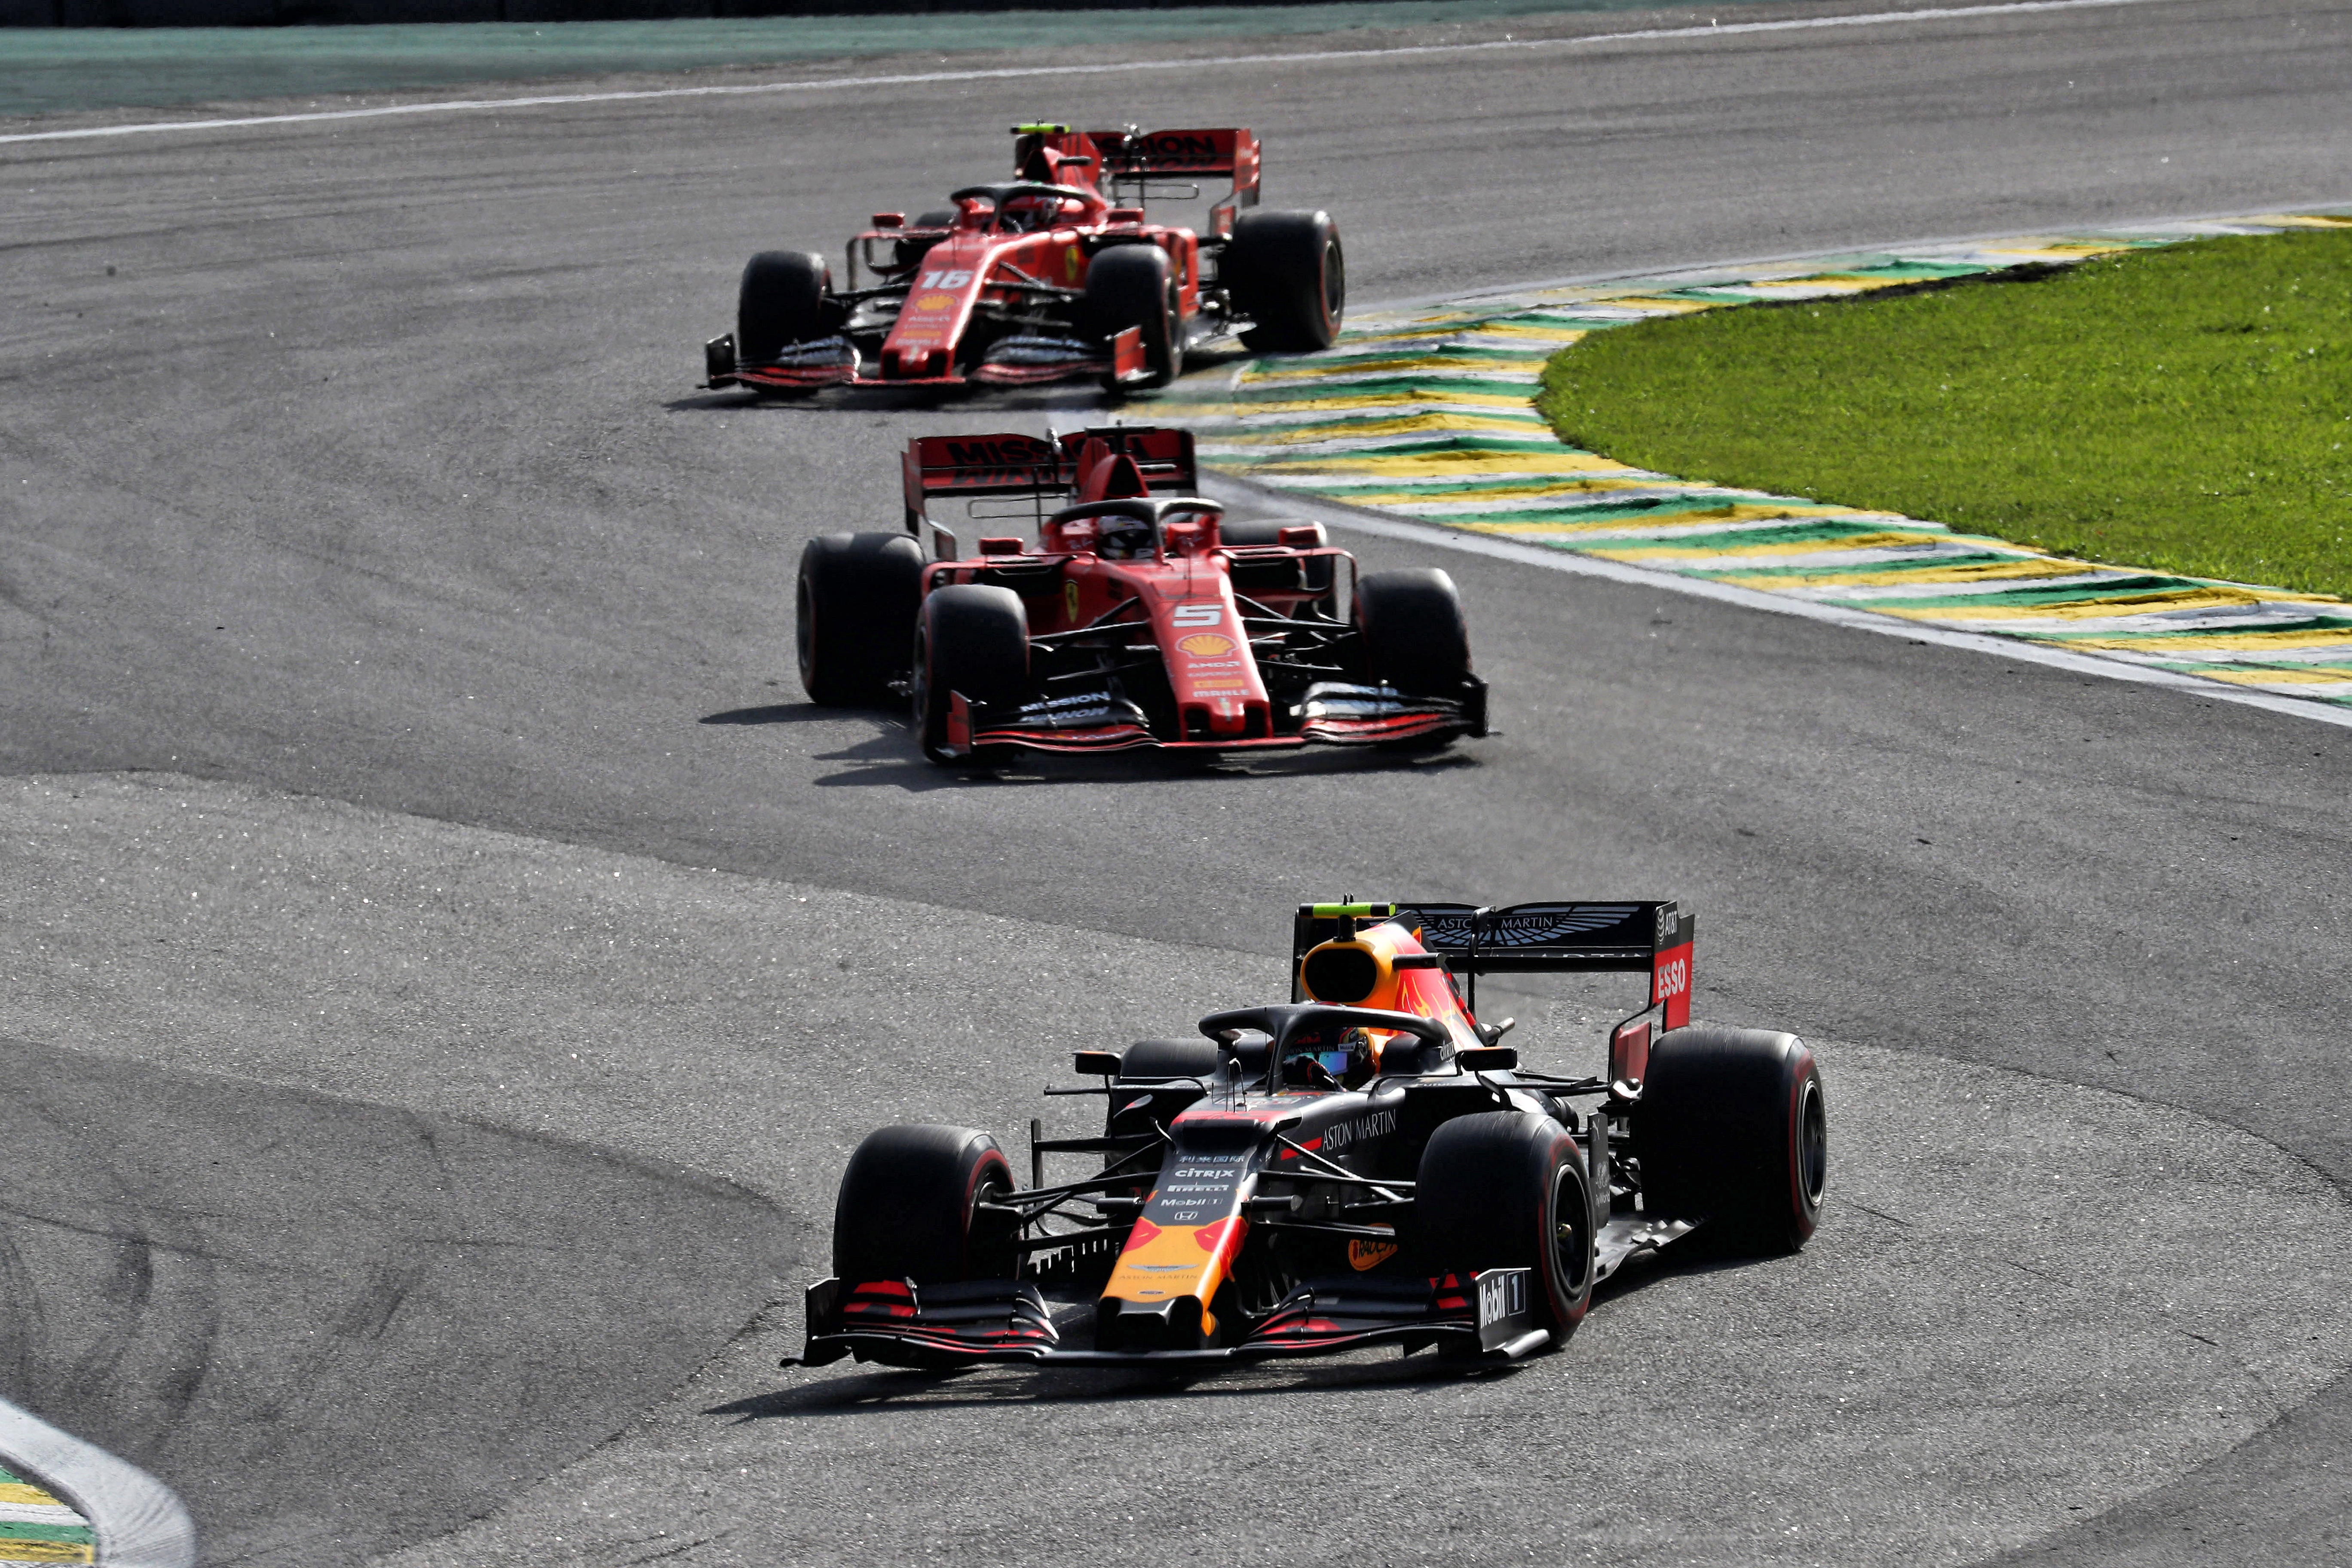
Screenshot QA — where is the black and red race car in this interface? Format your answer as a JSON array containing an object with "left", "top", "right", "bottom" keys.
[
  {"left": 795, "top": 423, "right": 1487, "bottom": 761},
  {"left": 792, "top": 899, "right": 1828, "bottom": 1370},
  {"left": 701, "top": 123, "right": 1343, "bottom": 395}
]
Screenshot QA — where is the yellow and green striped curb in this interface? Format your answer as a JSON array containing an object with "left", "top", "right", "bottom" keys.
[
  {"left": 1160, "top": 212, "right": 2352, "bottom": 709},
  {"left": 0, "top": 1466, "right": 94, "bottom": 1566}
]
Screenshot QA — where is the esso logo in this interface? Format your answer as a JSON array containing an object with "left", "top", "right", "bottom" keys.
[
  {"left": 1171, "top": 603, "right": 1222, "bottom": 628},
  {"left": 1654, "top": 958, "right": 1689, "bottom": 999},
  {"left": 919, "top": 269, "right": 974, "bottom": 289}
]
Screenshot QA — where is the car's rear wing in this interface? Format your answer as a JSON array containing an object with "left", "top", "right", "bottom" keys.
[
  {"left": 901, "top": 426, "right": 1199, "bottom": 538},
  {"left": 1290, "top": 900, "right": 1696, "bottom": 1029},
  {"left": 1087, "top": 127, "right": 1262, "bottom": 236}
]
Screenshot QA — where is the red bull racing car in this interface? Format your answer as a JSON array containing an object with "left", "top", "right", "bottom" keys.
[
  {"left": 701, "top": 123, "right": 1343, "bottom": 395},
  {"left": 795, "top": 423, "right": 1486, "bottom": 760},
  {"left": 792, "top": 899, "right": 1828, "bottom": 1370}
]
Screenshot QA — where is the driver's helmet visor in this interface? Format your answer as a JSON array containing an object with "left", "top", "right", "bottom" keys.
[{"left": 1096, "top": 521, "right": 1155, "bottom": 559}]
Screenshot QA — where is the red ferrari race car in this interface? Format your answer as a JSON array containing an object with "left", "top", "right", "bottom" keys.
[
  {"left": 791, "top": 899, "right": 1828, "bottom": 1369},
  {"left": 701, "top": 123, "right": 1343, "bottom": 394},
  {"left": 794, "top": 423, "right": 1487, "bottom": 761}
]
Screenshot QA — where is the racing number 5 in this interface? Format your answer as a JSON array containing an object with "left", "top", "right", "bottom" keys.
[{"left": 1172, "top": 603, "right": 1222, "bottom": 627}]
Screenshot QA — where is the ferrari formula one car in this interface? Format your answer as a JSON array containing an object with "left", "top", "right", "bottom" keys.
[
  {"left": 701, "top": 123, "right": 1343, "bottom": 395},
  {"left": 793, "top": 899, "right": 1828, "bottom": 1369},
  {"left": 795, "top": 423, "right": 1487, "bottom": 760}
]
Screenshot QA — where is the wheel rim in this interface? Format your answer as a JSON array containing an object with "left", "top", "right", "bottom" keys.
[
  {"left": 1320, "top": 239, "right": 1347, "bottom": 329},
  {"left": 1797, "top": 1077, "right": 1828, "bottom": 1208},
  {"left": 1550, "top": 1161, "right": 1591, "bottom": 1295}
]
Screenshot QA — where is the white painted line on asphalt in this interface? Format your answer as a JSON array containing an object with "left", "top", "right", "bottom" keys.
[
  {"left": 1201, "top": 474, "right": 2352, "bottom": 731},
  {"left": 0, "top": 1398, "right": 195, "bottom": 1568},
  {"left": 0, "top": 0, "right": 2163, "bottom": 147}
]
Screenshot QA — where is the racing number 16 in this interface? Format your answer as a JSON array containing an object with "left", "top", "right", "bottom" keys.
[{"left": 919, "top": 269, "right": 974, "bottom": 289}]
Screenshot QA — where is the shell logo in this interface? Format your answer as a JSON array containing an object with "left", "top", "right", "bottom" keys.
[
  {"left": 1176, "top": 633, "right": 1235, "bottom": 658},
  {"left": 914, "top": 293, "right": 955, "bottom": 311}
]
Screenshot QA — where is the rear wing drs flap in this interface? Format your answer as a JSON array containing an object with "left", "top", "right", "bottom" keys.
[
  {"left": 901, "top": 426, "right": 1199, "bottom": 537},
  {"left": 1290, "top": 900, "right": 1696, "bottom": 1030}
]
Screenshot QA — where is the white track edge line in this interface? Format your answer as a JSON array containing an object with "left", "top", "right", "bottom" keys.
[
  {"left": 1199, "top": 474, "right": 2352, "bottom": 731},
  {"left": 0, "top": 1398, "right": 196, "bottom": 1568},
  {"left": 0, "top": 0, "right": 2161, "bottom": 147}
]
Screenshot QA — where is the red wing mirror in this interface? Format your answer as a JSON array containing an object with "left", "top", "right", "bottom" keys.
[
  {"left": 1609, "top": 1019, "right": 1652, "bottom": 1101},
  {"left": 977, "top": 536, "right": 1024, "bottom": 556},
  {"left": 871, "top": 211, "right": 905, "bottom": 228},
  {"left": 1106, "top": 207, "right": 1146, "bottom": 224},
  {"left": 1276, "top": 524, "right": 1325, "bottom": 548}
]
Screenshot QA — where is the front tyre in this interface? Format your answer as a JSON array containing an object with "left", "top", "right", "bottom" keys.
[
  {"left": 738, "top": 249, "right": 834, "bottom": 365},
  {"left": 1356, "top": 568, "right": 1472, "bottom": 698},
  {"left": 912, "top": 584, "right": 1029, "bottom": 763},
  {"left": 796, "top": 532, "right": 925, "bottom": 706},
  {"left": 832, "top": 1124, "right": 1018, "bottom": 1286},
  {"left": 1084, "top": 244, "right": 1182, "bottom": 389},
  {"left": 1415, "top": 1110, "right": 1595, "bottom": 1348},
  {"left": 1224, "top": 210, "right": 1345, "bottom": 352},
  {"left": 1632, "top": 1026, "right": 1827, "bottom": 1254}
]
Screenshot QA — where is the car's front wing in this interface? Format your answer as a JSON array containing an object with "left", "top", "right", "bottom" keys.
[
  {"left": 789, "top": 1269, "right": 1547, "bottom": 1370},
  {"left": 941, "top": 678, "right": 1489, "bottom": 759}
]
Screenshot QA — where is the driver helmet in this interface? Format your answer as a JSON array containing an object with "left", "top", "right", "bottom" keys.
[{"left": 1094, "top": 517, "right": 1156, "bottom": 560}]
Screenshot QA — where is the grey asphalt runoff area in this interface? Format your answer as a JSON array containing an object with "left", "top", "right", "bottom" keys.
[{"left": 2, "top": 0, "right": 2350, "bottom": 1561}]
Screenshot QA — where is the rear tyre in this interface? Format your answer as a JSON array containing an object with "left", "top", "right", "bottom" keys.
[
  {"left": 832, "top": 1124, "right": 1017, "bottom": 1286},
  {"left": 738, "top": 249, "right": 833, "bottom": 365},
  {"left": 913, "top": 584, "right": 1029, "bottom": 764},
  {"left": 1084, "top": 244, "right": 1182, "bottom": 389},
  {"left": 1356, "top": 568, "right": 1472, "bottom": 698},
  {"left": 796, "top": 532, "right": 925, "bottom": 706},
  {"left": 1224, "top": 210, "right": 1345, "bottom": 352},
  {"left": 1632, "top": 1026, "right": 1827, "bottom": 1254},
  {"left": 1414, "top": 1110, "right": 1595, "bottom": 1348}
]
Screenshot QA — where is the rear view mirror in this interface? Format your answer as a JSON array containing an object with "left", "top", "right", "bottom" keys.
[
  {"left": 1457, "top": 1045, "right": 1517, "bottom": 1072},
  {"left": 1073, "top": 1050, "right": 1122, "bottom": 1077}
]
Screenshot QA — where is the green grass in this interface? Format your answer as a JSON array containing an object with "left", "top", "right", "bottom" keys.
[{"left": 1536, "top": 227, "right": 2352, "bottom": 599}]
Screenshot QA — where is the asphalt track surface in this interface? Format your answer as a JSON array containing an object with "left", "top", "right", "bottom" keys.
[{"left": 3, "top": 0, "right": 2352, "bottom": 1561}]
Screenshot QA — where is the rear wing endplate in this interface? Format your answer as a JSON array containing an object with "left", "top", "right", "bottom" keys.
[{"left": 1290, "top": 900, "right": 1696, "bottom": 1029}]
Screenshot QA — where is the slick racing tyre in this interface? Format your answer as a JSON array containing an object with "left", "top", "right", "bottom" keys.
[
  {"left": 833, "top": 1124, "right": 1018, "bottom": 1286},
  {"left": 1356, "top": 568, "right": 1472, "bottom": 698},
  {"left": 913, "top": 584, "right": 1029, "bottom": 763},
  {"left": 1415, "top": 1111, "right": 1596, "bottom": 1348},
  {"left": 737, "top": 249, "right": 834, "bottom": 366},
  {"left": 796, "top": 532, "right": 924, "bottom": 706},
  {"left": 1632, "top": 1026, "right": 1827, "bottom": 1254},
  {"left": 1223, "top": 210, "right": 1345, "bottom": 352},
  {"left": 1084, "top": 244, "right": 1182, "bottom": 389}
]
